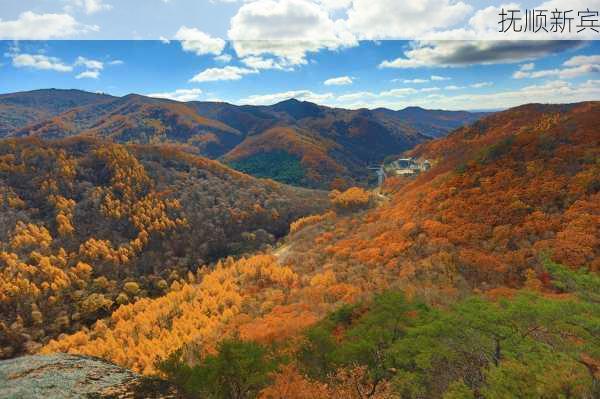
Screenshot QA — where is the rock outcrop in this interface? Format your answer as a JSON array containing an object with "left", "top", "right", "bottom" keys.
[{"left": 0, "top": 354, "right": 183, "bottom": 398}]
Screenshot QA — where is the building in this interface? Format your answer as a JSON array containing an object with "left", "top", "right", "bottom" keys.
[
  {"left": 370, "top": 157, "right": 432, "bottom": 186},
  {"left": 383, "top": 157, "right": 431, "bottom": 177}
]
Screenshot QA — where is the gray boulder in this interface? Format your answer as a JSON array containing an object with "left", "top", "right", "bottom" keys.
[{"left": 0, "top": 354, "right": 183, "bottom": 398}]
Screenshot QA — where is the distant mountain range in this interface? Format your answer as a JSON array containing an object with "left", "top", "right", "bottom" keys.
[{"left": 0, "top": 89, "right": 487, "bottom": 188}]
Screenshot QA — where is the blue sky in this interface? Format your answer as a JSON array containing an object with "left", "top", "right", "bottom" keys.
[
  {"left": 0, "top": 0, "right": 599, "bottom": 110},
  {"left": 1, "top": 40, "right": 599, "bottom": 110}
]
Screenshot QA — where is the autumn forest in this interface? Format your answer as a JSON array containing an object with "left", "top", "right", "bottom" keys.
[{"left": 0, "top": 90, "right": 598, "bottom": 398}]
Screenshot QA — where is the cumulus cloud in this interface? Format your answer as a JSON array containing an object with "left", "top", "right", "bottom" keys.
[
  {"left": 214, "top": 54, "right": 233, "bottom": 63},
  {"left": 11, "top": 53, "right": 73, "bottom": 72},
  {"left": 10, "top": 48, "right": 119, "bottom": 79},
  {"left": 75, "top": 56, "right": 104, "bottom": 71},
  {"left": 175, "top": 26, "right": 226, "bottom": 56},
  {"left": 228, "top": 0, "right": 357, "bottom": 66},
  {"left": 73, "top": 56, "right": 104, "bottom": 78},
  {"left": 513, "top": 54, "right": 600, "bottom": 79},
  {"left": 0, "top": 11, "right": 98, "bottom": 39},
  {"left": 431, "top": 75, "right": 451, "bottom": 81},
  {"left": 344, "top": 0, "right": 472, "bottom": 39},
  {"left": 422, "top": 1, "right": 600, "bottom": 40},
  {"left": 324, "top": 76, "right": 353, "bottom": 85},
  {"left": 190, "top": 66, "right": 258, "bottom": 82},
  {"left": 238, "top": 89, "right": 334, "bottom": 105},
  {"left": 379, "top": 41, "right": 583, "bottom": 69},
  {"left": 76, "top": 70, "right": 100, "bottom": 79},
  {"left": 147, "top": 88, "right": 203, "bottom": 102},
  {"left": 241, "top": 56, "right": 290, "bottom": 70}
]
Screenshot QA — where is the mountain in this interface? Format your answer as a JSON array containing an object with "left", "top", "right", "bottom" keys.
[
  {"left": 0, "top": 136, "right": 329, "bottom": 359},
  {"left": 0, "top": 89, "right": 113, "bottom": 137},
  {"left": 1, "top": 89, "right": 486, "bottom": 188},
  {"left": 193, "top": 98, "right": 486, "bottom": 188},
  {"left": 374, "top": 105, "right": 486, "bottom": 138},
  {"left": 289, "top": 101, "right": 600, "bottom": 287},
  {"left": 40, "top": 102, "right": 599, "bottom": 383},
  {"left": 11, "top": 93, "right": 243, "bottom": 158}
]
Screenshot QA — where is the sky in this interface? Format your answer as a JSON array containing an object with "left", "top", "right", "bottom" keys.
[{"left": 0, "top": 0, "right": 599, "bottom": 110}]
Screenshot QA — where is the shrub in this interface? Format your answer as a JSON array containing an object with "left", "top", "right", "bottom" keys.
[{"left": 330, "top": 187, "right": 371, "bottom": 211}]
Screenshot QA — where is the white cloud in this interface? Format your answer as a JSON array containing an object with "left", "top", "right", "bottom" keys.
[
  {"left": 403, "top": 78, "right": 429, "bottom": 84},
  {"left": 147, "top": 88, "right": 203, "bottom": 102},
  {"left": 379, "top": 41, "right": 583, "bottom": 69},
  {"left": 73, "top": 56, "right": 104, "bottom": 79},
  {"left": 0, "top": 11, "right": 97, "bottom": 39},
  {"left": 564, "top": 55, "right": 600, "bottom": 67},
  {"left": 420, "top": 87, "right": 440, "bottom": 92},
  {"left": 520, "top": 63, "right": 535, "bottom": 71},
  {"left": 337, "top": 91, "right": 378, "bottom": 102},
  {"left": 344, "top": 0, "right": 472, "bottom": 39},
  {"left": 76, "top": 70, "right": 100, "bottom": 79},
  {"left": 228, "top": 0, "right": 357, "bottom": 66},
  {"left": 329, "top": 80, "right": 600, "bottom": 111},
  {"left": 9, "top": 47, "right": 119, "bottom": 79},
  {"left": 240, "top": 56, "right": 289, "bottom": 70},
  {"left": 513, "top": 54, "right": 600, "bottom": 79},
  {"left": 379, "top": 88, "right": 418, "bottom": 97},
  {"left": 11, "top": 53, "right": 73, "bottom": 72},
  {"left": 444, "top": 85, "right": 464, "bottom": 90},
  {"left": 423, "top": 1, "right": 600, "bottom": 40},
  {"left": 470, "top": 81, "right": 493, "bottom": 88},
  {"left": 75, "top": 56, "right": 104, "bottom": 71},
  {"left": 324, "top": 76, "right": 353, "bottom": 86},
  {"left": 431, "top": 75, "right": 450, "bottom": 81},
  {"left": 238, "top": 89, "right": 333, "bottom": 105},
  {"left": 190, "top": 66, "right": 258, "bottom": 82},
  {"left": 66, "top": 0, "right": 112, "bottom": 15},
  {"left": 175, "top": 26, "right": 226, "bottom": 56},
  {"left": 214, "top": 54, "right": 233, "bottom": 63}
]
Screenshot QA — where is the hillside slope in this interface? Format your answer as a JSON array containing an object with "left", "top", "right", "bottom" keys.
[
  {"left": 13, "top": 94, "right": 243, "bottom": 158},
  {"left": 0, "top": 89, "right": 113, "bottom": 137},
  {"left": 41, "top": 102, "right": 599, "bottom": 381},
  {"left": 303, "top": 101, "right": 599, "bottom": 289},
  {"left": 2, "top": 90, "right": 485, "bottom": 188},
  {"left": 0, "top": 136, "right": 328, "bottom": 358}
]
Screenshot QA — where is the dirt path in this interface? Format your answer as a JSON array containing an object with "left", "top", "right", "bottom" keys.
[
  {"left": 273, "top": 242, "right": 291, "bottom": 261},
  {"left": 373, "top": 187, "right": 389, "bottom": 203}
]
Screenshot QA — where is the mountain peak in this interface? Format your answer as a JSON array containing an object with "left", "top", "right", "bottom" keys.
[
  {"left": 271, "top": 98, "right": 323, "bottom": 119},
  {"left": 274, "top": 98, "right": 302, "bottom": 106}
]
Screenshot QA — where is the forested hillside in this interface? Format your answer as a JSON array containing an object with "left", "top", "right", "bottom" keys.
[
  {"left": 0, "top": 89, "right": 113, "bottom": 137},
  {"left": 38, "top": 101, "right": 600, "bottom": 397},
  {"left": 1, "top": 89, "right": 484, "bottom": 189},
  {"left": 0, "top": 136, "right": 328, "bottom": 358}
]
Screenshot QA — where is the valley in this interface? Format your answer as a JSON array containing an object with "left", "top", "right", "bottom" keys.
[
  {"left": 0, "top": 94, "right": 598, "bottom": 398},
  {"left": 1, "top": 89, "right": 485, "bottom": 189}
]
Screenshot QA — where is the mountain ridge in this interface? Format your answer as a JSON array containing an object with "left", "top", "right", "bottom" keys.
[{"left": 1, "top": 89, "right": 487, "bottom": 188}]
